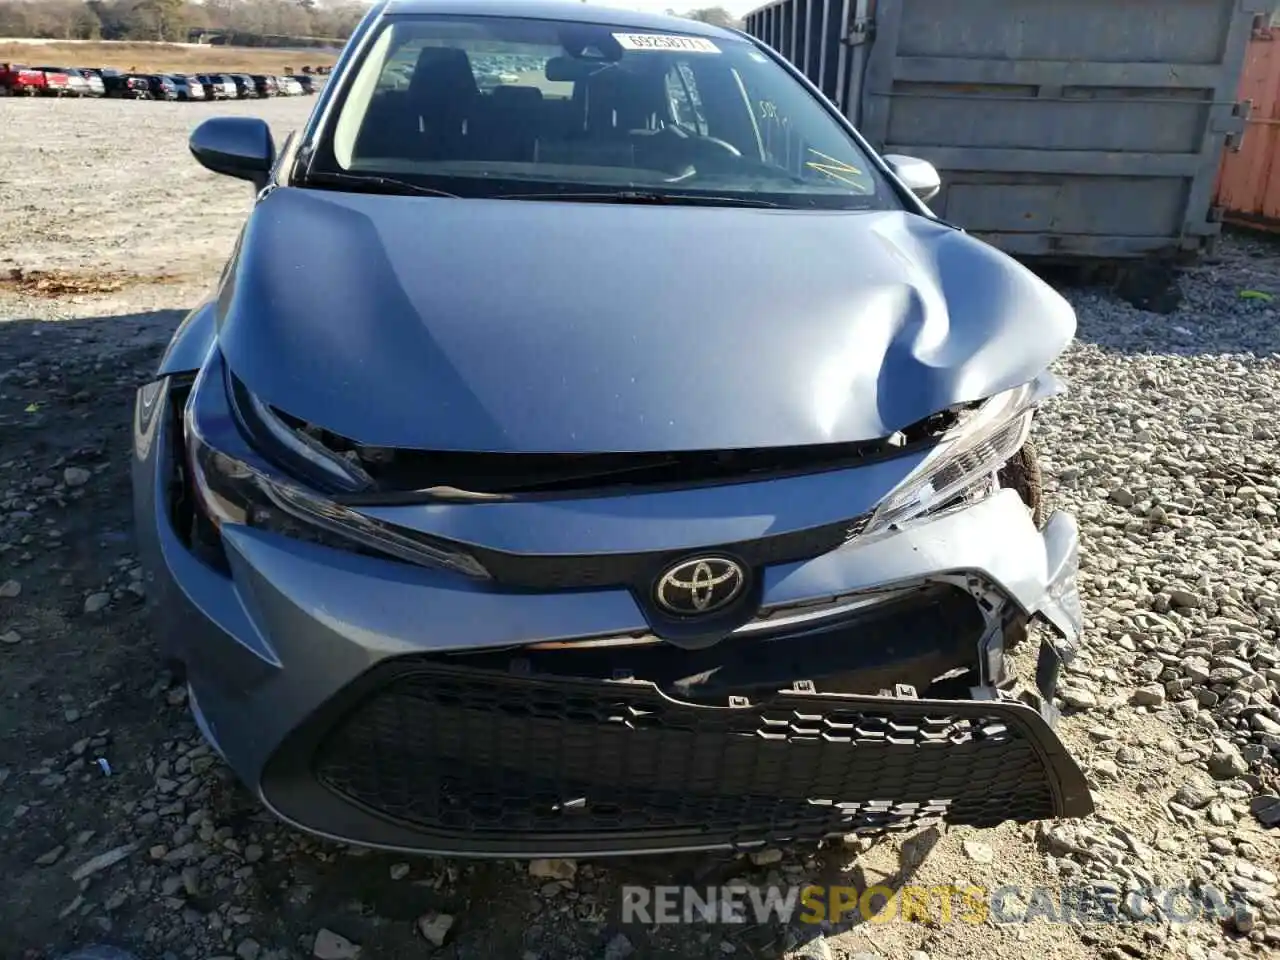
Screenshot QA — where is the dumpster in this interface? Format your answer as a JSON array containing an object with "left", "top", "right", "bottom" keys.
[
  {"left": 1215, "top": 11, "right": 1280, "bottom": 230},
  {"left": 744, "top": 0, "right": 1264, "bottom": 263}
]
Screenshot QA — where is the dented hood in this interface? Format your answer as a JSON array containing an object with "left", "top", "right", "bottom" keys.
[{"left": 215, "top": 188, "right": 1075, "bottom": 452}]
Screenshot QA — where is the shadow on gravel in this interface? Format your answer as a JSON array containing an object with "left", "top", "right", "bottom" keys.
[
  {"left": 0, "top": 309, "right": 945, "bottom": 960},
  {"left": 1033, "top": 235, "right": 1280, "bottom": 359},
  {"left": 0, "top": 309, "right": 184, "bottom": 958}
]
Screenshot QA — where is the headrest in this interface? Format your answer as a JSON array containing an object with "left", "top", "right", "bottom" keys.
[
  {"left": 410, "top": 46, "right": 479, "bottom": 100},
  {"left": 585, "top": 68, "right": 656, "bottom": 131}
]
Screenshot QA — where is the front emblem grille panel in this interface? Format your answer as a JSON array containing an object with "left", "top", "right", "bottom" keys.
[{"left": 654, "top": 556, "right": 747, "bottom": 616}]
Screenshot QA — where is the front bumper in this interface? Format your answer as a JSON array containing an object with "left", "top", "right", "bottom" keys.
[{"left": 134, "top": 373, "right": 1092, "bottom": 857}]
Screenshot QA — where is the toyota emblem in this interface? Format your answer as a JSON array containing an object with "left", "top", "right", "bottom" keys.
[{"left": 654, "top": 557, "right": 746, "bottom": 616}]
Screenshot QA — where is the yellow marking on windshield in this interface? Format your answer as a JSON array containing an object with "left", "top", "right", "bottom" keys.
[
  {"left": 804, "top": 148, "right": 864, "bottom": 185},
  {"left": 805, "top": 163, "right": 863, "bottom": 185}
]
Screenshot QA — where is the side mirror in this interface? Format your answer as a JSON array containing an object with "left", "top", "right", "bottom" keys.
[
  {"left": 189, "top": 116, "right": 275, "bottom": 191},
  {"left": 883, "top": 154, "right": 941, "bottom": 203}
]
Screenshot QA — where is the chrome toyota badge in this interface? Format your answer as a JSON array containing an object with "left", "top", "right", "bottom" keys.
[{"left": 654, "top": 557, "right": 746, "bottom": 616}]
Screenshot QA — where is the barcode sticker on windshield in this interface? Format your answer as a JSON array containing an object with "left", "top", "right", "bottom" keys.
[{"left": 613, "top": 33, "right": 721, "bottom": 54}]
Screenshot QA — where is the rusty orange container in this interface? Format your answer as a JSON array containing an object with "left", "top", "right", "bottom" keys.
[{"left": 1217, "top": 19, "right": 1280, "bottom": 230}]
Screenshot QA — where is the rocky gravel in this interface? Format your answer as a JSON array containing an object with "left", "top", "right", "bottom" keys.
[{"left": 2, "top": 95, "right": 1279, "bottom": 960}]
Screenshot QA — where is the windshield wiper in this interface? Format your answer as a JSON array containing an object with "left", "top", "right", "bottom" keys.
[
  {"left": 496, "top": 190, "right": 780, "bottom": 208},
  {"left": 302, "top": 171, "right": 460, "bottom": 198}
]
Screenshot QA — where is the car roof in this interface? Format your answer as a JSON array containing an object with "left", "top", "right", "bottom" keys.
[{"left": 382, "top": 0, "right": 740, "bottom": 39}]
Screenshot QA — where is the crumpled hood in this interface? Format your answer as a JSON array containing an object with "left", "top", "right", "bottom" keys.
[{"left": 216, "top": 188, "right": 1075, "bottom": 452}]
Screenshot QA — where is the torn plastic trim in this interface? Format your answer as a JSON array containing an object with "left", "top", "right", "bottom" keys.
[
  {"left": 739, "top": 585, "right": 922, "bottom": 633},
  {"left": 1035, "top": 510, "right": 1084, "bottom": 665},
  {"left": 934, "top": 572, "right": 1013, "bottom": 691},
  {"left": 524, "top": 586, "right": 921, "bottom": 650},
  {"left": 935, "top": 520, "right": 1082, "bottom": 724}
]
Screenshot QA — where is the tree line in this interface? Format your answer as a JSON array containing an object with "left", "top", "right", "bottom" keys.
[
  {"left": 670, "top": 8, "right": 741, "bottom": 30},
  {"left": 0, "top": 1, "right": 742, "bottom": 46},
  {"left": 0, "top": 0, "right": 368, "bottom": 44}
]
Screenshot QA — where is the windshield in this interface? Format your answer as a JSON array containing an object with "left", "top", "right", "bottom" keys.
[{"left": 312, "top": 14, "right": 896, "bottom": 210}]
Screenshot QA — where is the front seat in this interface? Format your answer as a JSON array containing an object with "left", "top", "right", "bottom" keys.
[
  {"left": 533, "top": 67, "right": 654, "bottom": 169},
  {"left": 583, "top": 67, "right": 692, "bottom": 174},
  {"left": 471, "top": 85, "right": 544, "bottom": 161},
  {"left": 585, "top": 66, "right": 659, "bottom": 136},
  {"left": 407, "top": 46, "right": 480, "bottom": 160}
]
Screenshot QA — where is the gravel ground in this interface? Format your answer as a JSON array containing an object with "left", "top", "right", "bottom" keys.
[{"left": 1, "top": 95, "right": 1279, "bottom": 960}]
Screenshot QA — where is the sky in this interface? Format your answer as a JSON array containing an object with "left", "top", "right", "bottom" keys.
[{"left": 588, "top": 0, "right": 764, "bottom": 19}]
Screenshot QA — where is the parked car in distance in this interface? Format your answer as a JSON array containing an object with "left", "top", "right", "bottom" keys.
[
  {"left": 280, "top": 76, "right": 304, "bottom": 96},
  {"left": 148, "top": 1, "right": 1092, "bottom": 859},
  {"left": 168, "top": 75, "right": 205, "bottom": 101},
  {"left": 41, "top": 65, "right": 89, "bottom": 96},
  {"left": 0, "top": 62, "right": 47, "bottom": 96},
  {"left": 192, "top": 74, "right": 224, "bottom": 100},
  {"left": 250, "top": 74, "right": 278, "bottom": 97},
  {"left": 293, "top": 74, "right": 316, "bottom": 95},
  {"left": 104, "top": 73, "right": 150, "bottom": 98},
  {"left": 145, "top": 74, "right": 178, "bottom": 101},
  {"left": 230, "top": 74, "right": 255, "bottom": 98},
  {"left": 74, "top": 68, "right": 105, "bottom": 97},
  {"left": 211, "top": 74, "right": 238, "bottom": 99},
  {"left": 34, "top": 66, "right": 71, "bottom": 96}
]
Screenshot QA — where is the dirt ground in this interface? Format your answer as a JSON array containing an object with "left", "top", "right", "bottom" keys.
[
  {"left": 0, "top": 39, "right": 335, "bottom": 74},
  {"left": 0, "top": 95, "right": 1277, "bottom": 960}
]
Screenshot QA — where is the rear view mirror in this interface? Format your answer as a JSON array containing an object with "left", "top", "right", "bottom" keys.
[
  {"left": 545, "top": 56, "right": 614, "bottom": 83},
  {"left": 883, "top": 154, "right": 941, "bottom": 203},
  {"left": 189, "top": 116, "right": 275, "bottom": 191},
  {"left": 545, "top": 56, "right": 587, "bottom": 82}
]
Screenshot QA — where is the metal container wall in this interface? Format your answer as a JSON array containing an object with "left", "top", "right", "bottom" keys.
[
  {"left": 1215, "top": 18, "right": 1280, "bottom": 229},
  {"left": 744, "top": 0, "right": 1264, "bottom": 261}
]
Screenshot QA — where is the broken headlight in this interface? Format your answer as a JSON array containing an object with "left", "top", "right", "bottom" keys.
[
  {"left": 181, "top": 359, "right": 490, "bottom": 579},
  {"left": 864, "top": 373, "right": 1065, "bottom": 534}
]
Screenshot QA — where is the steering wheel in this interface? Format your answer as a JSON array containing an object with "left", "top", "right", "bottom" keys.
[
  {"left": 659, "top": 124, "right": 742, "bottom": 158},
  {"left": 695, "top": 135, "right": 742, "bottom": 158}
]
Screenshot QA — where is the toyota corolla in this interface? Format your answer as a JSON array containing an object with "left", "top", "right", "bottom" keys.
[{"left": 132, "top": 0, "right": 1093, "bottom": 857}]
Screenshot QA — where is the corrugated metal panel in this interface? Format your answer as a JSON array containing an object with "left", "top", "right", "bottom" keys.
[
  {"left": 1216, "top": 19, "right": 1280, "bottom": 227},
  {"left": 744, "top": 0, "right": 1263, "bottom": 262},
  {"left": 745, "top": 0, "right": 872, "bottom": 117}
]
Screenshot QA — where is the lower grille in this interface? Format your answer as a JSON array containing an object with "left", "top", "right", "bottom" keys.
[{"left": 287, "top": 662, "right": 1093, "bottom": 855}]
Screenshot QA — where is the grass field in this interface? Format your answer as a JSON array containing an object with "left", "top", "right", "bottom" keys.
[{"left": 0, "top": 39, "right": 338, "bottom": 73}]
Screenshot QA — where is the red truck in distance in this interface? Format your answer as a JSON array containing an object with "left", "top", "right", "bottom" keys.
[{"left": 0, "top": 63, "right": 48, "bottom": 96}]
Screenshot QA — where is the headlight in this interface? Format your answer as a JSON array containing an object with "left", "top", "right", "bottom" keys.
[
  {"left": 229, "top": 373, "right": 373, "bottom": 494},
  {"left": 182, "top": 361, "right": 490, "bottom": 579},
  {"left": 864, "top": 373, "right": 1065, "bottom": 534}
]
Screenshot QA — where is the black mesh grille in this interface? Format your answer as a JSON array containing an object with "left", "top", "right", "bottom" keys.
[{"left": 302, "top": 663, "right": 1092, "bottom": 852}]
